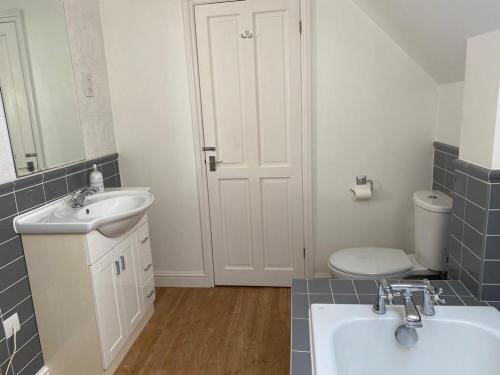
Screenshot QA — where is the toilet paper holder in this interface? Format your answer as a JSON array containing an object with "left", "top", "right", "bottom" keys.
[{"left": 350, "top": 175, "right": 373, "bottom": 193}]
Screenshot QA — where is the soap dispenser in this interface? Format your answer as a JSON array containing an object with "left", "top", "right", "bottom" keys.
[{"left": 89, "top": 164, "right": 104, "bottom": 192}]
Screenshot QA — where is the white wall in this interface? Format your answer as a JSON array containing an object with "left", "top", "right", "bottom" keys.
[
  {"left": 312, "top": 0, "right": 437, "bottom": 275},
  {"left": 99, "top": 0, "right": 206, "bottom": 285},
  {"left": 460, "top": 29, "right": 500, "bottom": 169},
  {"left": 63, "top": 0, "right": 116, "bottom": 160},
  {"left": 100, "top": 0, "right": 438, "bottom": 281},
  {"left": 435, "top": 82, "right": 464, "bottom": 147}
]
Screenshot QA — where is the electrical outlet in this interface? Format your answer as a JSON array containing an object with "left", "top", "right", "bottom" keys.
[{"left": 3, "top": 313, "right": 20, "bottom": 339}]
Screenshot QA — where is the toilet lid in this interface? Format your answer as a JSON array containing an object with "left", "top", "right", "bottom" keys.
[{"left": 329, "top": 247, "right": 413, "bottom": 276}]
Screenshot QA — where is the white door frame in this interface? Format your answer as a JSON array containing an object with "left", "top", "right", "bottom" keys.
[{"left": 181, "top": 0, "right": 313, "bottom": 287}]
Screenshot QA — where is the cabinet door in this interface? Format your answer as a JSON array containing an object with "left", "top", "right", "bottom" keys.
[
  {"left": 90, "top": 247, "right": 126, "bottom": 369},
  {"left": 118, "top": 237, "right": 143, "bottom": 334}
]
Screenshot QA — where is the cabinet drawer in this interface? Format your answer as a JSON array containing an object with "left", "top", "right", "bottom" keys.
[
  {"left": 143, "top": 277, "right": 155, "bottom": 309},
  {"left": 136, "top": 223, "right": 153, "bottom": 284}
]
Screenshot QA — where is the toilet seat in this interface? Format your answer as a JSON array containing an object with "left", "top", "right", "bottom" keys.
[{"left": 328, "top": 247, "right": 413, "bottom": 277}]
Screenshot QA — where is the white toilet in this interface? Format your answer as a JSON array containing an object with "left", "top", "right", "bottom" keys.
[{"left": 328, "top": 190, "right": 452, "bottom": 279}]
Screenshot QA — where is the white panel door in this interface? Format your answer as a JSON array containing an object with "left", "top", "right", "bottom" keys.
[
  {"left": 90, "top": 247, "right": 126, "bottom": 369},
  {"left": 195, "top": 0, "right": 303, "bottom": 286},
  {"left": 118, "top": 237, "right": 143, "bottom": 334}
]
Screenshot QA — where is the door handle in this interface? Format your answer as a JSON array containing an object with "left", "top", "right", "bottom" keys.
[
  {"left": 144, "top": 263, "right": 152, "bottom": 272},
  {"left": 120, "top": 255, "right": 126, "bottom": 271},
  {"left": 115, "top": 260, "right": 121, "bottom": 276},
  {"left": 140, "top": 236, "right": 149, "bottom": 244},
  {"left": 208, "top": 156, "right": 223, "bottom": 171}
]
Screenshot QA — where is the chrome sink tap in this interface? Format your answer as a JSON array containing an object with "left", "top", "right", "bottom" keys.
[
  {"left": 373, "top": 279, "right": 445, "bottom": 317},
  {"left": 68, "top": 186, "right": 100, "bottom": 208},
  {"left": 373, "top": 279, "right": 446, "bottom": 347}
]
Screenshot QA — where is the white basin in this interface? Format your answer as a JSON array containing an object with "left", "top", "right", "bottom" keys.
[
  {"left": 14, "top": 189, "right": 154, "bottom": 237},
  {"left": 310, "top": 304, "right": 500, "bottom": 375}
]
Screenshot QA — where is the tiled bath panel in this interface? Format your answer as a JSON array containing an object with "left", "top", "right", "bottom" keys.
[
  {"left": 290, "top": 278, "right": 483, "bottom": 375},
  {"left": 432, "top": 142, "right": 459, "bottom": 194},
  {"left": 0, "top": 153, "right": 120, "bottom": 375}
]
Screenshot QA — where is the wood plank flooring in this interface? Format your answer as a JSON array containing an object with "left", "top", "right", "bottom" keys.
[{"left": 115, "top": 287, "right": 291, "bottom": 375}]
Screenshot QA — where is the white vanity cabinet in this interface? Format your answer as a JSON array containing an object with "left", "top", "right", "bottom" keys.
[
  {"left": 22, "top": 215, "right": 155, "bottom": 375},
  {"left": 91, "top": 222, "right": 155, "bottom": 368}
]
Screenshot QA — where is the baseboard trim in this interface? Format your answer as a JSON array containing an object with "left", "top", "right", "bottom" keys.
[
  {"left": 154, "top": 271, "right": 211, "bottom": 287},
  {"left": 36, "top": 366, "right": 50, "bottom": 375}
]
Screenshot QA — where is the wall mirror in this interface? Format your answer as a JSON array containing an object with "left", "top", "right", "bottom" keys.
[{"left": 0, "top": 0, "right": 85, "bottom": 178}]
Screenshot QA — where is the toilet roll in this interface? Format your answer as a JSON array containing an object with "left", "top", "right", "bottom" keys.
[{"left": 351, "top": 184, "right": 372, "bottom": 200}]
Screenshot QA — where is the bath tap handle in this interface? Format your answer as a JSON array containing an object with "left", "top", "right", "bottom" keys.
[{"left": 432, "top": 288, "right": 446, "bottom": 304}]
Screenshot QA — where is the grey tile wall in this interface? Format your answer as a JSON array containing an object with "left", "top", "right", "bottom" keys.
[
  {"left": 0, "top": 153, "right": 120, "bottom": 375},
  {"left": 290, "top": 278, "right": 484, "bottom": 375},
  {"left": 446, "top": 157, "right": 500, "bottom": 305},
  {"left": 432, "top": 142, "right": 459, "bottom": 194}
]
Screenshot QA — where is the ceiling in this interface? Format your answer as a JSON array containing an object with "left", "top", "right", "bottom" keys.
[{"left": 352, "top": 0, "right": 500, "bottom": 84}]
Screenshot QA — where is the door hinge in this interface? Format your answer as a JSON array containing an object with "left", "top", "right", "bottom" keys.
[
  {"left": 303, "top": 248, "right": 306, "bottom": 259},
  {"left": 299, "top": 20, "right": 302, "bottom": 34}
]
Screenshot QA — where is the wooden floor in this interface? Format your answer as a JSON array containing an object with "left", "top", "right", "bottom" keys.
[{"left": 115, "top": 287, "right": 291, "bottom": 375}]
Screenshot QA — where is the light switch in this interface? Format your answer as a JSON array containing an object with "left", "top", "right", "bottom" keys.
[{"left": 82, "top": 72, "right": 95, "bottom": 97}]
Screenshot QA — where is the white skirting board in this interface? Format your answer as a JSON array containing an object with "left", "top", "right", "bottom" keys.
[
  {"left": 36, "top": 366, "right": 50, "bottom": 375},
  {"left": 154, "top": 271, "right": 211, "bottom": 287}
]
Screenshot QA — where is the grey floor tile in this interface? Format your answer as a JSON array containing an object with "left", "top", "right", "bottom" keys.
[
  {"left": 308, "top": 279, "right": 331, "bottom": 293},
  {"left": 291, "top": 351, "right": 312, "bottom": 375},
  {"left": 292, "top": 279, "right": 307, "bottom": 293},
  {"left": 292, "top": 293, "right": 309, "bottom": 319},
  {"left": 330, "top": 279, "right": 355, "bottom": 294},
  {"left": 292, "top": 319, "right": 310, "bottom": 351},
  {"left": 333, "top": 294, "right": 358, "bottom": 304},
  {"left": 353, "top": 280, "right": 378, "bottom": 294},
  {"left": 309, "top": 294, "right": 333, "bottom": 305}
]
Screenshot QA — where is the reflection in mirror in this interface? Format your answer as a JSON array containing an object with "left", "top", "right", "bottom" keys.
[{"left": 0, "top": 1, "right": 85, "bottom": 177}]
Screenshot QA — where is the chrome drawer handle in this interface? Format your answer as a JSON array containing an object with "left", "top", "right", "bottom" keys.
[
  {"left": 140, "top": 236, "right": 149, "bottom": 244},
  {"left": 120, "top": 255, "right": 126, "bottom": 271},
  {"left": 146, "top": 289, "right": 155, "bottom": 298},
  {"left": 115, "top": 260, "right": 121, "bottom": 276},
  {"left": 143, "top": 263, "right": 152, "bottom": 272}
]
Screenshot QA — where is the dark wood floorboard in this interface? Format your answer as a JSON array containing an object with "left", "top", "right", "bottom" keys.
[{"left": 115, "top": 287, "right": 291, "bottom": 375}]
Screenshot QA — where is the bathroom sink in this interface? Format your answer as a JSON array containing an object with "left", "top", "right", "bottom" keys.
[
  {"left": 14, "top": 189, "right": 154, "bottom": 237},
  {"left": 310, "top": 304, "right": 500, "bottom": 375}
]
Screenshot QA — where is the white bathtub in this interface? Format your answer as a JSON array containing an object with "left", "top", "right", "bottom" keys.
[{"left": 309, "top": 304, "right": 500, "bottom": 375}]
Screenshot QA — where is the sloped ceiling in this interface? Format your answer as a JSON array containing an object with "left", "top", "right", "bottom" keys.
[{"left": 352, "top": 0, "right": 500, "bottom": 84}]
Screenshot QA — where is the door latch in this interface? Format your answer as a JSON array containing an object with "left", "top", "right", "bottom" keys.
[{"left": 208, "top": 156, "right": 223, "bottom": 171}]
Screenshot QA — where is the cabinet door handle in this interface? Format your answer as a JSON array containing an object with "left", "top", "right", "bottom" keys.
[
  {"left": 120, "top": 255, "right": 126, "bottom": 271},
  {"left": 115, "top": 260, "right": 121, "bottom": 276},
  {"left": 146, "top": 289, "right": 155, "bottom": 298},
  {"left": 143, "top": 263, "right": 152, "bottom": 272},
  {"left": 140, "top": 236, "right": 149, "bottom": 244}
]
